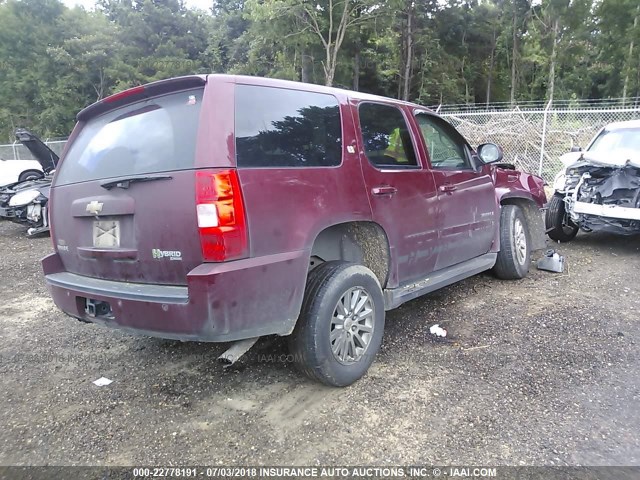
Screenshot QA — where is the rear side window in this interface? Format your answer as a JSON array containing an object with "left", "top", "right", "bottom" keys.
[
  {"left": 235, "top": 85, "right": 342, "bottom": 168},
  {"left": 358, "top": 103, "right": 418, "bottom": 168},
  {"left": 56, "top": 89, "right": 203, "bottom": 186}
]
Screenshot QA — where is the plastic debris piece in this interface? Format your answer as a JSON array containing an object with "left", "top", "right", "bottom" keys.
[
  {"left": 92, "top": 377, "right": 113, "bottom": 387},
  {"left": 429, "top": 324, "right": 447, "bottom": 338},
  {"left": 537, "top": 249, "right": 565, "bottom": 273}
]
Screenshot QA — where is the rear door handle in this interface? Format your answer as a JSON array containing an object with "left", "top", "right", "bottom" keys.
[
  {"left": 372, "top": 186, "right": 398, "bottom": 196},
  {"left": 439, "top": 183, "right": 457, "bottom": 194}
]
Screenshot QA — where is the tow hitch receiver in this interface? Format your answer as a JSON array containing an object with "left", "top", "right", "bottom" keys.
[{"left": 85, "top": 298, "right": 112, "bottom": 318}]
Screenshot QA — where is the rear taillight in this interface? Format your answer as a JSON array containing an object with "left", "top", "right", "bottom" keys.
[{"left": 195, "top": 170, "right": 248, "bottom": 262}]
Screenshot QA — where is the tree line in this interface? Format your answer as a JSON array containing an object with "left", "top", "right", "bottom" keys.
[{"left": 0, "top": 0, "right": 638, "bottom": 141}]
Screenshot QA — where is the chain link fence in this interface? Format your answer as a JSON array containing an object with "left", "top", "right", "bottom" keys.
[
  {"left": 0, "top": 140, "right": 67, "bottom": 163},
  {"left": 1, "top": 100, "right": 639, "bottom": 182},
  {"left": 438, "top": 99, "right": 640, "bottom": 181}
]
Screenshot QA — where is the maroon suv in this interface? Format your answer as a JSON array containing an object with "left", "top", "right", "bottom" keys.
[{"left": 42, "top": 75, "right": 547, "bottom": 386}]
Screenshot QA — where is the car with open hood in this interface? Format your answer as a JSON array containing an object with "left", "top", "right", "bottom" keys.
[
  {"left": 546, "top": 120, "right": 640, "bottom": 241},
  {"left": 0, "top": 156, "right": 43, "bottom": 187},
  {"left": 0, "top": 129, "right": 59, "bottom": 235}
]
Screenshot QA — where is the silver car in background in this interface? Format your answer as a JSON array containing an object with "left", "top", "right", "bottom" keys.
[{"left": 546, "top": 119, "right": 640, "bottom": 241}]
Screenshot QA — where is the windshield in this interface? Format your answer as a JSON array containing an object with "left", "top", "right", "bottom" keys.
[
  {"left": 588, "top": 127, "right": 640, "bottom": 157},
  {"left": 56, "top": 88, "right": 203, "bottom": 186}
]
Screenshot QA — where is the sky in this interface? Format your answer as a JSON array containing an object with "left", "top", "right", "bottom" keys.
[{"left": 61, "top": 0, "right": 213, "bottom": 12}]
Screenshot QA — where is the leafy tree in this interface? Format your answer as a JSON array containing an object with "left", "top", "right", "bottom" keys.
[
  {"left": 1, "top": 0, "right": 639, "bottom": 142},
  {"left": 0, "top": 0, "right": 66, "bottom": 140}
]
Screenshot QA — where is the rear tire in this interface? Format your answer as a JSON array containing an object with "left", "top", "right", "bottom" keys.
[
  {"left": 546, "top": 194, "right": 579, "bottom": 242},
  {"left": 18, "top": 170, "right": 43, "bottom": 182},
  {"left": 288, "top": 261, "right": 385, "bottom": 387},
  {"left": 493, "top": 205, "right": 531, "bottom": 280}
]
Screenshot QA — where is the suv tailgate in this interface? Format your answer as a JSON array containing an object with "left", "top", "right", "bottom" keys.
[{"left": 50, "top": 85, "right": 205, "bottom": 286}]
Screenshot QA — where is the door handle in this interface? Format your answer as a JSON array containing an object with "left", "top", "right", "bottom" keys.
[
  {"left": 507, "top": 174, "right": 519, "bottom": 182},
  {"left": 439, "top": 183, "right": 457, "bottom": 194},
  {"left": 372, "top": 186, "right": 398, "bottom": 196}
]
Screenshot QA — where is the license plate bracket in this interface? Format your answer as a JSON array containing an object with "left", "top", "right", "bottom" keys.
[{"left": 93, "top": 220, "right": 120, "bottom": 248}]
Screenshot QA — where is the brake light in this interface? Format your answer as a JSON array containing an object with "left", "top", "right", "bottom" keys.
[
  {"left": 103, "top": 85, "right": 145, "bottom": 103},
  {"left": 195, "top": 170, "right": 248, "bottom": 262}
]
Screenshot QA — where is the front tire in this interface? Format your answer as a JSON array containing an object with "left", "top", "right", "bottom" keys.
[
  {"left": 493, "top": 205, "right": 531, "bottom": 280},
  {"left": 288, "top": 261, "right": 385, "bottom": 387},
  {"left": 546, "top": 194, "right": 579, "bottom": 242},
  {"left": 18, "top": 170, "right": 43, "bottom": 182}
]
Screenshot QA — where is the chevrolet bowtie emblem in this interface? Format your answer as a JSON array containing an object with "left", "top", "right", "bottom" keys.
[{"left": 86, "top": 201, "right": 104, "bottom": 215}]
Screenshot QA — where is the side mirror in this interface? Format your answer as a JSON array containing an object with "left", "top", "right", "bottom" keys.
[
  {"left": 570, "top": 146, "right": 582, "bottom": 153},
  {"left": 477, "top": 143, "right": 503, "bottom": 164}
]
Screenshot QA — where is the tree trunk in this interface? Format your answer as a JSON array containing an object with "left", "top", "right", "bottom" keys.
[
  {"left": 510, "top": 0, "right": 518, "bottom": 105},
  {"left": 353, "top": 6, "right": 361, "bottom": 91},
  {"left": 419, "top": 56, "right": 427, "bottom": 101},
  {"left": 547, "top": 17, "right": 559, "bottom": 102},
  {"left": 353, "top": 30, "right": 360, "bottom": 90},
  {"left": 461, "top": 30, "right": 469, "bottom": 103},
  {"left": 324, "top": 45, "right": 333, "bottom": 86},
  {"left": 462, "top": 57, "right": 469, "bottom": 103},
  {"left": 623, "top": 4, "right": 640, "bottom": 103},
  {"left": 402, "top": 1, "right": 414, "bottom": 101},
  {"left": 486, "top": 27, "right": 496, "bottom": 106},
  {"left": 325, "top": 0, "right": 351, "bottom": 87},
  {"left": 353, "top": 48, "right": 360, "bottom": 91},
  {"left": 301, "top": 47, "right": 312, "bottom": 84}
]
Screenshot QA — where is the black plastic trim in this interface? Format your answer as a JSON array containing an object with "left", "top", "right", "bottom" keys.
[{"left": 46, "top": 272, "right": 189, "bottom": 303}]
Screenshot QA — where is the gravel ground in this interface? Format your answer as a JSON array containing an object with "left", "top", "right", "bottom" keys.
[{"left": 0, "top": 219, "right": 638, "bottom": 466}]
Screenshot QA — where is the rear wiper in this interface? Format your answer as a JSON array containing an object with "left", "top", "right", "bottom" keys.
[{"left": 100, "top": 175, "right": 172, "bottom": 190}]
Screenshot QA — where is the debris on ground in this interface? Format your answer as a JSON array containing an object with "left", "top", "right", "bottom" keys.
[
  {"left": 429, "top": 324, "right": 447, "bottom": 337},
  {"left": 537, "top": 249, "right": 566, "bottom": 273},
  {"left": 92, "top": 377, "right": 113, "bottom": 387},
  {"left": 1, "top": 221, "right": 638, "bottom": 466},
  {"left": 461, "top": 345, "right": 490, "bottom": 352}
]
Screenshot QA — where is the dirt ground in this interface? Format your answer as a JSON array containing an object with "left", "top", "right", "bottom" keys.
[{"left": 0, "top": 219, "right": 638, "bottom": 467}]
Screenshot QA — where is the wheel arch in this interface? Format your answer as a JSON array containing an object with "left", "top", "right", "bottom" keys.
[
  {"left": 18, "top": 169, "right": 44, "bottom": 182},
  {"left": 309, "top": 221, "right": 391, "bottom": 289},
  {"left": 499, "top": 195, "right": 546, "bottom": 251}
]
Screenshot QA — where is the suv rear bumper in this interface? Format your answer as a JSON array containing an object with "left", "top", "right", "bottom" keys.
[{"left": 42, "top": 250, "right": 308, "bottom": 342}]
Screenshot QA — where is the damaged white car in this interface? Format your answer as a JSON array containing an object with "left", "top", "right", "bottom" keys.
[{"left": 546, "top": 119, "right": 640, "bottom": 241}]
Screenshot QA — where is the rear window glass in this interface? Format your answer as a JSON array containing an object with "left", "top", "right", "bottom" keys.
[
  {"left": 235, "top": 85, "right": 342, "bottom": 168},
  {"left": 55, "top": 89, "right": 203, "bottom": 186}
]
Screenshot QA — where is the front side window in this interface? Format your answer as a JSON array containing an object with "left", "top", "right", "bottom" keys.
[
  {"left": 416, "top": 113, "right": 470, "bottom": 169},
  {"left": 235, "top": 85, "right": 342, "bottom": 168},
  {"left": 358, "top": 103, "right": 418, "bottom": 168}
]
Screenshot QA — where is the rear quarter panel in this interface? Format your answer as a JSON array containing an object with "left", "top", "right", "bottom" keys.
[{"left": 193, "top": 79, "right": 374, "bottom": 337}]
